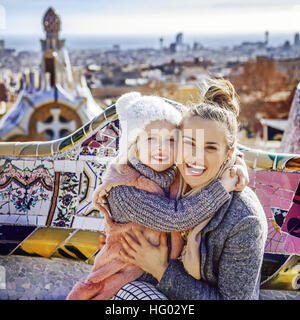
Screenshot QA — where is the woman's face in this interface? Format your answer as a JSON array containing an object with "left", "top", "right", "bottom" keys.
[
  {"left": 178, "top": 116, "right": 230, "bottom": 188},
  {"left": 137, "top": 120, "right": 177, "bottom": 172}
]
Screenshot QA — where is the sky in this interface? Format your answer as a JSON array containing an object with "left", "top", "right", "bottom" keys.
[{"left": 0, "top": 0, "right": 300, "bottom": 36}]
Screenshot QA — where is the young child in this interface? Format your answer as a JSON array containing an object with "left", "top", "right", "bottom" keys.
[{"left": 67, "top": 92, "right": 245, "bottom": 300}]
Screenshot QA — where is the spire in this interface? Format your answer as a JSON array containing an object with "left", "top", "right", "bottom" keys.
[{"left": 43, "top": 7, "right": 61, "bottom": 36}]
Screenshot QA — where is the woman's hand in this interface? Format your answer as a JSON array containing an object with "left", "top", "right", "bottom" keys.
[{"left": 119, "top": 229, "right": 169, "bottom": 282}]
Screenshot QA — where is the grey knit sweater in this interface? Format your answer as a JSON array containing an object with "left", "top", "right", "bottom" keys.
[
  {"left": 107, "top": 159, "right": 230, "bottom": 231},
  {"left": 155, "top": 187, "right": 268, "bottom": 300}
]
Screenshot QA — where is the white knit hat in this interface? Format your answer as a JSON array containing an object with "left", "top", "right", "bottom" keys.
[{"left": 116, "top": 92, "right": 182, "bottom": 156}]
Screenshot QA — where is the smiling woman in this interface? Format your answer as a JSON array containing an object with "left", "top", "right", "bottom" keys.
[{"left": 103, "top": 78, "right": 267, "bottom": 300}]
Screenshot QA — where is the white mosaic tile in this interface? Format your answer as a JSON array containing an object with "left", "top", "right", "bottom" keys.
[
  {"left": 0, "top": 214, "right": 10, "bottom": 223},
  {"left": 71, "top": 216, "right": 104, "bottom": 231},
  {"left": 71, "top": 216, "right": 85, "bottom": 229},
  {"left": 76, "top": 160, "right": 84, "bottom": 173},
  {"left": 37, "top": 215, "right": 47, "bottom": 226},
  {"left": 5, "top": 215, "right": 21, "bottom": 224},
  {"left": 64, "top": 160, "right": 77, "bottom": 173},
  {"left": 39, "top": 200, "right": 51, "bottom": 216},
  {"left": 8, "top": 200, "right": 18, "bottom": 215},
  {"left": 0, "top": 201, "right": 9, "bottom": 215},
  {"left": 11, "top": 160, "right": 25, "bottom": 170},
  {"left": 27, "top": 215, "right": 37, "bottom": 225},
  {"left": 83, "top": 217, "right": 105, "bottom": 231},
  {"left": 16, "top": 215, "right": 29, "bottom": 225},
  {"left": 54, "top": 160, "right": 65, "bottom": 172}
]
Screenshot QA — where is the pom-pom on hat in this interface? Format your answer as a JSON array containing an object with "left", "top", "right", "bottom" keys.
[{"left": 116, "top": 91, "right": 182, "bottom": 155}]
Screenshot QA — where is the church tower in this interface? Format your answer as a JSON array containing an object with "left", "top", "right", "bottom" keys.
[{"left": 40, "top": 7, "right": 72, "bottom": 88}]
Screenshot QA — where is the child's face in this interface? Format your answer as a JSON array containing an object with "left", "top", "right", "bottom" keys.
[{"left": 137, "top": 120, "right": 177, "bottom": 172}]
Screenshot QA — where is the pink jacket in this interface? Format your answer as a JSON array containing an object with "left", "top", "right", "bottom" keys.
[{"left": 67, "top": 163, "right": 183, "bottom": 300}]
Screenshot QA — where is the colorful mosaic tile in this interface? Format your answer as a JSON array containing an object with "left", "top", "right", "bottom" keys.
[
  {"left": 75, "top": 161, "right": 107, "bottom": 218},
  {"left": 51, "top": 172, "right": 80, "bottom": 227},
  {"left": 79, "top": 119, "right": 119, "bottom": 159},
  {"left": 0, "top": 163, "right": 54, "bottom": 217}
]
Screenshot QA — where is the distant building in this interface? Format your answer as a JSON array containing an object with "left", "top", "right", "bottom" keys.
[
  {"left": 193, "top": 42, "right": 203, "bottom": 51},
  {"left": 170, "top": 32, "right": 189, "bottom": 53},
  {"left": 159, "top": 37, "right": 164, "bottom": 50},
  {"left": 175, "top": 33, "right": 183, "bottom": 46},
  {"left": 283, "top": 40, "right": 291, "bottom": 50},
  {"left": 294, "top": 33, "right": 300, "bottom": 47},
  {"left": 265, "top": 31, "right": 269, "bottom": 45},
  {"left": 234, "top": 31, "right": 268, "bottom": 55}
]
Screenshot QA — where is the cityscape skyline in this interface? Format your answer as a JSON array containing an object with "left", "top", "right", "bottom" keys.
[{"left": 0, "top": 0, "right": 300, "bottom": 36}]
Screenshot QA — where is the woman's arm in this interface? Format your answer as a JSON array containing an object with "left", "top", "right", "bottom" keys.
[
  {"left": 108, "top": 179, "right": 231, "bottom": 232},
  {"left": 156, "top": 215, "right": 266, "bottom": 300}
]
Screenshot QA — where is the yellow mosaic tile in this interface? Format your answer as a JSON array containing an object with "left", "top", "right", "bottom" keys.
[{"left": 15, "top": 227, "right": 74, "bottom": 257}]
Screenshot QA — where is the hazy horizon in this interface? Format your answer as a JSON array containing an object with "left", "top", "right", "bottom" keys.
[{"left": 0, "top": 31, "right": 297, "bottom": 52}]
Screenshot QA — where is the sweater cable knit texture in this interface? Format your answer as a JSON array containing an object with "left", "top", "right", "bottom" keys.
[{"left": 107, "top": 159, "right": 231, "bottom": 231}]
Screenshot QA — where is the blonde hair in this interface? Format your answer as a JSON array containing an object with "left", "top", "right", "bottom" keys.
[
  {"left": 177, "top": 78, "right": 240, "bottom": 198},
  {"left": 115, "top": 142, "right": 138, "bottom": 174}
]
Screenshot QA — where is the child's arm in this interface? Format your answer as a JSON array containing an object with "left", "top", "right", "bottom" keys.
[
  {"left": 97, "top": 152, "right": 248, "bottom": 231},
  {"left": 94, "top": 162, "right": 165, "bottom": 205},
  {"left": 104, "top": 155, "right": 248, "bottom": 232},
  {"left": 106, "top": 178, "right": 231, "bottom": 232}
]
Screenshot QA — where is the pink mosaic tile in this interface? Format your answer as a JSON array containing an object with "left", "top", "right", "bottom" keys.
[
  {"left": 276, "top": 189, "right": 295, "bottom": 200},
  {"left": 265, "top": 218, "right": 288, "bottom": 254},
  {"left": 270, "top": 195, "right": 281, "bottom": 208},
  {"left": 285, "top": 235, "right": 300, "bottom": 253},
  {"left": 280, "top": 198, "right": 292, "bottom": 210},
  {"left": 256, "top": 185, "right": 276, "bottom": 207},
  {"left": 270, "top": 172, "right": 300, "bottom": 190},
  {"left": 263, "top": 205, "right": 273, "bottom": 219},
  {"left": 256, "top": 171, "right": 274, "bottom": 186}
]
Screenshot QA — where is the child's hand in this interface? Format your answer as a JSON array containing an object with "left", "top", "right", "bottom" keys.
[
  {"left": 232, "top": 155, "right": 249, "bottom": 191},
  {"left": 220, "top": 167, "right": 239, "bottom": 192},
  {"left": 220, "top": 155, "right": 249, "bottom": 192}
]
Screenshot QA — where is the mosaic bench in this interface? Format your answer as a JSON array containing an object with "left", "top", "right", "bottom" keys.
[{"left": 0, "top": 102, "right": 299, "bottom": 298}]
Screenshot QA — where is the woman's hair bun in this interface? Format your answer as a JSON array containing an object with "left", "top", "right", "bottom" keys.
[{"left": 203, "top": 79, "right": 240, "bottom": 117}]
